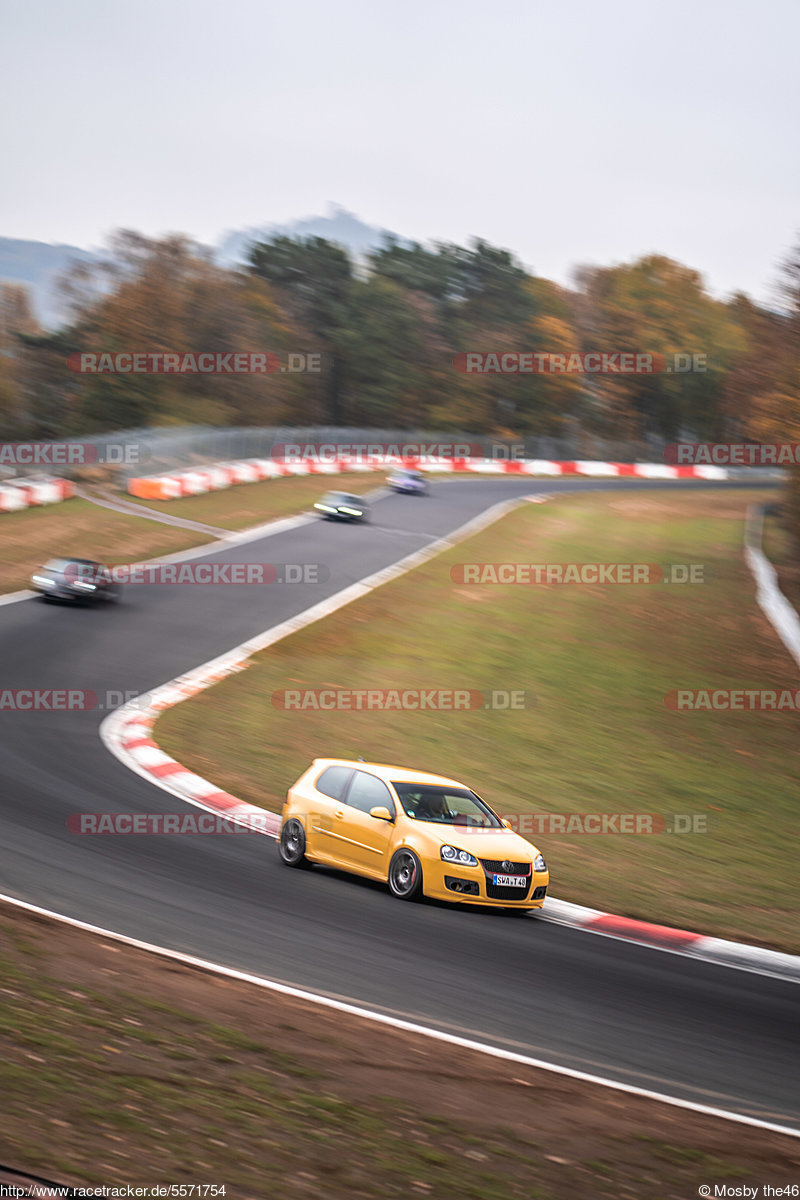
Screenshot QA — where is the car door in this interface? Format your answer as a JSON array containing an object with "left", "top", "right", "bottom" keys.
[
  {"left": 330, "top": 770, "right": 397, "bottom": 877},
  {"left": 307, "top": 765, "right": 354, "bottom": 861}
]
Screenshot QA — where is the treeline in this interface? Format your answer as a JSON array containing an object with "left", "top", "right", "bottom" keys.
[{"left": 0, "top": 228, "right": 798, "bottom": 454}]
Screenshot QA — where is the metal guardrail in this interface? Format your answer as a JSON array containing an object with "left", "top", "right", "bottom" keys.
[
  {"left": 0, "top": 425, "right": 683, "bottom": 481},
  {"left": 1, "top": 425, "right": 791, "bottom": 484}
]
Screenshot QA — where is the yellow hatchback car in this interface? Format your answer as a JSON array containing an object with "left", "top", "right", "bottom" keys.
[{"left": 278, "top": 759, "right": 549, "bottom": 909}]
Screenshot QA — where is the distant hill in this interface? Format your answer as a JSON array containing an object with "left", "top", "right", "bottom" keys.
[
  {"left": 216, "top": 204, "right": 400, "bottom": 265},
  {"left": 0, "top": 208, "right": 403, "bottom": 329},
  {"left": 0, "top": 237, "right": 99, "bottom": 329}
]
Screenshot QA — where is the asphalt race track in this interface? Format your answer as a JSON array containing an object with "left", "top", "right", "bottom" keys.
[{"left": 1, "top": 478, "right": 797, "bottom": 1130}]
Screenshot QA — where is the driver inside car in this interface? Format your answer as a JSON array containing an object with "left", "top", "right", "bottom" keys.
[{"left": 416, "top": 793, "right": 451, "bottom": 821}]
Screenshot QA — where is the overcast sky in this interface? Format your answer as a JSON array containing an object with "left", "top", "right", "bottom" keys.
[{"left": 1, "top": 0, "right": 797, "bottom": 302}]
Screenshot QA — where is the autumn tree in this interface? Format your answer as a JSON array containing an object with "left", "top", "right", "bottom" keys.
[
  {"left": 338, "top": 276, "right": 432, "bottom": 426},
  {"left": 248, "top": 236, "right": 352, "bottom": 423},
  {"left": 55, "top": 232, "right": 308, "bottom": 432},
  {"left": 369, "top": 237, "right": 546, "bottom": 433},
  {"left": 572, "top": 256, "right": 745, "bottom": 445}
]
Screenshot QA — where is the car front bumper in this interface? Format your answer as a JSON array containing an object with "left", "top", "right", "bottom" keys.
[
  {"left": 33, "top": 582, "right": 109, "bottom": 601},
  {"left": 423, "top": 860, "right": 549, "bottom": 907}
]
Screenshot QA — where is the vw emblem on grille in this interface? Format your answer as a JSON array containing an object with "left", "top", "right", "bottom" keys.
[{"left": 502, "top": 860, "right": 513, "bottom": 872}]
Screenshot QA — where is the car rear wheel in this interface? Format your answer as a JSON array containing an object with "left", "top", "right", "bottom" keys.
[
  {"left": 388, "top": 849, "right": 423, "bottom": 900},
  {"left": 279, "top": 819, "right": 309, "bottom": 868}
]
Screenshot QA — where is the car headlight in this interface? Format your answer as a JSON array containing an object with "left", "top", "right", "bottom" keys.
[
  {"left": 339, "top": 506, "right": 362, "bottom": 516},
  {"left": 31, "top": 575, "right": 55, "bottom": 587},
  {"left": 73, "top": 580, "right": 96, "bottom": 590},
  {"left": 440, "top": 845, "right": 478, "bottom": 867},
  {"left": 533, "top": 853, "right": 547, "bottom": 872}
]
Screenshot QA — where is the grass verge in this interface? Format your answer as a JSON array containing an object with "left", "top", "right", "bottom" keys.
[
  {"left": 156, "top": 486, "right": 800, "bottom": 952},
  {"left": 1, "top": 904, "right": 796, "bottom": 1198}
]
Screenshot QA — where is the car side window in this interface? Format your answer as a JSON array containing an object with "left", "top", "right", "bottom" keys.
[
  {"left": 315, "top": 766, "right": 353, "bottom": 800},
  {"left": 346, "top": 771, "right": 394, "bottom": 816}
]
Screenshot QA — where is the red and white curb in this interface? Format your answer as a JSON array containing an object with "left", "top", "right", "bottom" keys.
[
  {"left": 107, "top": 694, "right": 279, "bottom": 838},
  {"left": 128, "top": 456, "right": 730, "bottom": 500},
  {"left": 99, "top": 492, "right": 800, "bottom": 984},
  {"left": 0, "top": 475, "right": 75, "bottom": 512},
  {"left": 542, "top": 899, "right": 800, "bottom": 980}
]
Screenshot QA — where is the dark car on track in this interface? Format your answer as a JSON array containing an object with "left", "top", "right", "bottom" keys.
[
  {"left": 313, "top": 491, "right": 370, "bottom": 522},
  {"left": 31, "top": 558, "right": 122, "bottom": 604}
]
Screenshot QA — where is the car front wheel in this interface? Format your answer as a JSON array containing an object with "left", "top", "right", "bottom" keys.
[
  {"left": 278, "top": 819, "right": 309, "bottom": 868},
  {"left": 388, "top": 849, "right": 423, "bottom": 900}
]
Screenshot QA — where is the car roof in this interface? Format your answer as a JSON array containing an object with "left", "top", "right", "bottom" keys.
[{"left": 310, "top": 758, "right": 468, "bottom": 789}]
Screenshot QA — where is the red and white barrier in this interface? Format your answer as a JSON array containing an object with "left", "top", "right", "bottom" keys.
[
  {"left": 0, "top": 476, "right": 75, "bottom": 513},
  {"left": 128, "top": 457, "right": 730, "bottom": 500}
]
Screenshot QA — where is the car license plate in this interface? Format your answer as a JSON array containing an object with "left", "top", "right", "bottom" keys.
[{"left": 493, "top": 874, "right": 527, "bottom": 887}]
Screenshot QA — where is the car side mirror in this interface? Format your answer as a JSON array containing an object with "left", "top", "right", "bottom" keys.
[
  {"left": 502, "top": 818, "right": 513, "bottom": 829},
  {"left": 369, "top": 806, "right": 394, "bottom": 822}
]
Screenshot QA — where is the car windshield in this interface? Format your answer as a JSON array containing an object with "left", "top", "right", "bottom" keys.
[
  {"left": 392, "top": 783, "right": 502, "bottom": 827},
  {"left": 43, "top": 558, "right": 81, "bottom": 572}
]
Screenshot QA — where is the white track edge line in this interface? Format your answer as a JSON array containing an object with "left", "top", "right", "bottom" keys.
[
  {"left": 744, "top": 504, "right": 800, "bottom": 669},
  {"left": 0, "top": 589, "right": 35, "bottom": 606}
]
